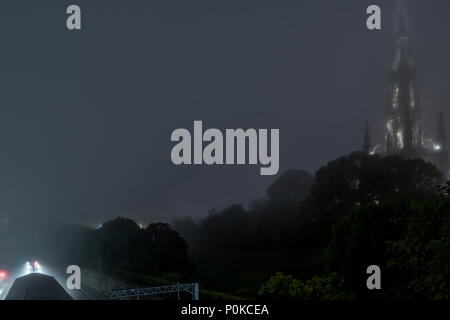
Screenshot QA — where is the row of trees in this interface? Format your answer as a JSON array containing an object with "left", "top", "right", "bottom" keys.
[
  {"left": 172, "top": 152, "right": 449, "bottom": 299},
  {"left": 45, "top": 219, "right": 192, "bottom": 278},
  {"left": 260, "top": 180, "right": 450, "bottom": 300},
  {"left": 172, "top": 168, "right": 315, "bottom": 253},
  {"left": 26, "top": 151, "right": 447, "bottom": 299}
]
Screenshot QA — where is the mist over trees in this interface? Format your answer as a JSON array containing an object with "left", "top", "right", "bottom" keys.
[
  {"left": 171, "top": 152, "right": 449, "bottom": 299},
  {"left": 173, "top": 153, "right": 443, "bottom": 259},
  {"left": 173, "top": 169, "right": 315, "bottom": 254},
  {"left": 2, "top": 151, "right": 447, "bottom": 300},
  {"left": 35, "top": 218, "right": 192, "bottom": 280}
]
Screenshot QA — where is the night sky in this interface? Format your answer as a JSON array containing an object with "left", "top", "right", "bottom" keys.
[{"left": 0, "top": 0, "right": 449, "bottom": 228}]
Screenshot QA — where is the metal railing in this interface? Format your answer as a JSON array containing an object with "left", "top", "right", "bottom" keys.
[{"left": 108, "top": 282, "right": 199, "bottom": 300}]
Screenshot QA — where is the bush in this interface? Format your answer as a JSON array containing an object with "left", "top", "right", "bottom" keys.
[{"left": 259, "top": 272, "right": 353, "bottom": 300}]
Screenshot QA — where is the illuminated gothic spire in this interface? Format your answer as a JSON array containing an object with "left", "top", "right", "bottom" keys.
[{"left": 384, "top": 14, "right": 422, "bottom": 156}]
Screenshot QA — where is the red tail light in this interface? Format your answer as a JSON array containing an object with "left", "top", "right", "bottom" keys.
[{"left": 0, "top": 270, "right": 7, "bottom": 279}]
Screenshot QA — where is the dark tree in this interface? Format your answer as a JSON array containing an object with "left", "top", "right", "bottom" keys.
[
  {"left": 171, "top": 216, "right": 200, "bottom": 250},
  {"left": 135, "top": 223, "right": 189, "bottom": 273},
  {"left": 199, "top": 205, "right": 251, "bottom": 251},
  {"left": 308, "top": 152, "right": 442, "bottom": 227},
  {"left": 99, "top": 217, "right": 141, "bottom": 270},
  {"left": 266, "top": 169, "right": 314, "bottom": 204},
  {"left": 328, "top": 182, "right": 450, "bottom": 299}
]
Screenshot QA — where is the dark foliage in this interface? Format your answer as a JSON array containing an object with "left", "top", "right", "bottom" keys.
[
  {"left": 43, "top": 217, "right": 192, "bottom": 277},
  {"left": 178, "top": 153, "right": 448, "bottom": 299}
]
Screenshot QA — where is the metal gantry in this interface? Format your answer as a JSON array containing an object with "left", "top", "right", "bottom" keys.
[{"left": 108, "top": 282, "right": 199, "bottom": 300}]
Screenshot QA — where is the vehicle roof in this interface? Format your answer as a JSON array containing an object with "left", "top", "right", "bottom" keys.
[{"left": 5, "top": 273, "right": 72, "bottom": 300}]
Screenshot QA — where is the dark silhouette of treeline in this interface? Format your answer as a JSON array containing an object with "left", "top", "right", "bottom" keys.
[
  {"left": 173, "top": 169, "right": 315, "bottom": 254},
  {"left": 9, "top": 151, "right": 448, "bottom": 299},
  {"left": 172, "top": 152, "right": 450, "bottom": 299},
  {"left": 40, "top": 219, "right": 192, "bottom": 280}
]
